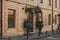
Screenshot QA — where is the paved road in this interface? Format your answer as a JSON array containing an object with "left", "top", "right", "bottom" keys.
[
  {"left": 31, "top": 33, "right": 60, "bottom": 40},
  {"left": 0, "top": 32, "right": 60, "bottom": 40}
]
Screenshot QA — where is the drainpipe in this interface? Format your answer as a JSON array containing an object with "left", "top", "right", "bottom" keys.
[
  {"left": 1, "top": 0, "right": 3, "bottom": 38},
  {"left": 52, "top": 0, "right": 54, "bottom": 33},
  {"left": 0, "top": 0, "right": 3, "bottom": 38}
]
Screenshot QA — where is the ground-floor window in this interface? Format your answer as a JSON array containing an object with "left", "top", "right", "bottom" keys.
[
  {"left": 8, "top": 9, "right": 15, "bottom": 28},
  {"left": 55, "top": 15, "right": 57, "bottom": 24},
  {"left": 48, "top": 14, "right": 51, "bottom": 25}
]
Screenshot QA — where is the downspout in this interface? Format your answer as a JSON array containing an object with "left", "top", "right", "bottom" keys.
[
  {"left": 1, "top": 0, "right": 3, "bottom": 38},
  {"left": 52, "top": 0, "right": 54, "bottom": 32}
]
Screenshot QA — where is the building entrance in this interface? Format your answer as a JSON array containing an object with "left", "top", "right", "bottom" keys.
[
  {"left": 27, "top": 11, "right": 33, "bottom": 32},
  {"left": 24, "top": 6, "right": 43, "bottom": 32}
]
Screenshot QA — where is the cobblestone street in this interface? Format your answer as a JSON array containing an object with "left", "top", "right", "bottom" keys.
[
  {"left": 30, "top": 32, "right": 60, "bottom": 40},
  {"left": 0, "top": 32, "right": 60, "bottom": 40}
]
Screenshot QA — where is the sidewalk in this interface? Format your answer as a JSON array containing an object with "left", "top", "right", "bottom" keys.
[
  {"left": 0, "top": 31, "right": 59, "bottom": 40},
  {"left": 29, "top": 31, "right": 59, "bottom": 40}
]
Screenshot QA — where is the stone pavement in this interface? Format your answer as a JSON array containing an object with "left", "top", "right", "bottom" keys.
[
  {"left": 0, "top": 32, "right": 59, "bottom": 40},
  {"left": 30, "top": 32, "right": 60, "bottom": 40}
]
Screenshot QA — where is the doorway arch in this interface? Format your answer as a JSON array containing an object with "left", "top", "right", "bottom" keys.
[
  {"left": 35, "top": 6, "right": 43, "bottom": 32},
  {"left": 24, "top": 6, "right": 43, "bottom": 32}
]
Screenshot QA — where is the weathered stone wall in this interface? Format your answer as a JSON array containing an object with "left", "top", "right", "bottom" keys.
[{"left": 2, "top": 0, "right": 60, "bottom": 37}]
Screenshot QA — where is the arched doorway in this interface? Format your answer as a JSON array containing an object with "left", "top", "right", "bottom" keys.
[
  {"left": 27, "top": 9, "right": 34, "bottom": 32},
  {"left": 24, "top": 6, "right": 43, "bottom": 32},
  {"left": 35, "top": 6, "right": 43, "bottom": 32},
  {"left": 24, "top": 7, "right": 34, "bottom": 32}
]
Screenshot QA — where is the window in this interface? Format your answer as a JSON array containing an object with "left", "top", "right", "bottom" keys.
[
  {"left": 8, "top": 9, "right": 15, "bottom": 28},
  {"left": 48, "top": 14, "right": 51, "bottom": 25},
  {"left": 49, "top": 0, "right": 51, "bottom": 6},
  {"left": 31, "top": 0, "right": 34, "bottom": 1},
  {"left": 55, "top": 15, "right": 57, "bottom": 24},
  {"left": 55, "top": 0, "right": 57, "bottom": 8},
  {"left": 40, "top": 0, "right": 43, "bottom": 3},
  {"left": 59, "top": 0, "right": 60, "bottom": 9}
]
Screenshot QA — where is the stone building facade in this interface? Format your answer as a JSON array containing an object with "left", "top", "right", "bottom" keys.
[{"left": 0, "top": 0, "right": 60, "bottom": 38}]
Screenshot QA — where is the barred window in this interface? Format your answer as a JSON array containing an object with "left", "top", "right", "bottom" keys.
[{"left": 8, "top": 9, "right": 15, "bottom": 28}]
